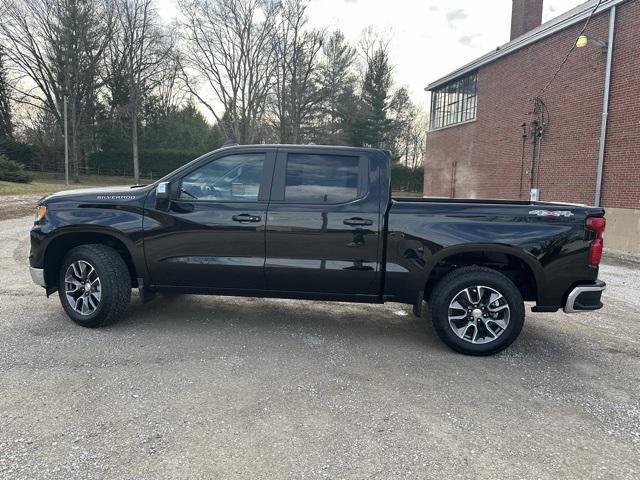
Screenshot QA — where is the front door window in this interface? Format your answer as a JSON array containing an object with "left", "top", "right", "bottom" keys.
[{"left": 179, "top": 153, "right": 265, "bottom": 202}]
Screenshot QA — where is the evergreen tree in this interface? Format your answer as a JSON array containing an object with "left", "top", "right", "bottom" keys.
[
  {"left": 142, "top": 99, "right": 223, "bottom": 152},
  {"left": 358, "top": 47, "right": 392, "bottom": 148},
  {"left": 315, "top": 30, "right": 359, "bottom": 145}
]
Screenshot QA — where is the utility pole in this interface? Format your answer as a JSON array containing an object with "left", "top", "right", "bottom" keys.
[{"left": 64, "top": 96, "right": 69, "bottom": 185}]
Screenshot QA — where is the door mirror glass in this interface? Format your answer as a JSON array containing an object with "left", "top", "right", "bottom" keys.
[
  {"left": 155, "top": 181, "right": 171, "bottom": 211},
  {"left": 157, "top": 181, "right": 170, "bottom": 198}
]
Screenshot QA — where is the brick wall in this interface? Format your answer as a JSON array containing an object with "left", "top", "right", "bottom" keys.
[
  {"left": 424, "top": 0, "right": 640, "bottom": 210},
  {"left": 601, "top": 0, "right": 640, "bottom": 208}
]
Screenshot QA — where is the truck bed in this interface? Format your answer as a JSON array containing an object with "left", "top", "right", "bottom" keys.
[{"left": 392, "top": 195, "right": 588, "bottom": 207}]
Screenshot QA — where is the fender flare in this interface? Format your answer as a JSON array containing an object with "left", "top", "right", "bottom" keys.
[
  {"left": 423, "top": 243, "right": 545, "bottom": 302},
  {"left": 41, "top": 225, "right": 147, "bottom": 285}
]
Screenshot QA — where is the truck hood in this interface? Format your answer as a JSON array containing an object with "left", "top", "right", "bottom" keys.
[{"left": 40, "top": 185, "right": 153, "bottom": 204}]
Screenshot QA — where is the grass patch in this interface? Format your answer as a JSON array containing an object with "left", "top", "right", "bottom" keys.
[
  {"left": 392, "top": 191, "right": 423, "bottom": 198},
  {"left": 0, "top": 172, "right": 139, "bottom": 196}
]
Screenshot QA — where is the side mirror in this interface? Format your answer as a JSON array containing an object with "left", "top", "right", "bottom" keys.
[{"left": 155, "top": 181, "right": 171, "bottom": 211}]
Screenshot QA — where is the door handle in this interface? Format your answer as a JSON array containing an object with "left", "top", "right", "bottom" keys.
[
  {"left": 343, "top": 217, "right": 373, "bottom": 227},
  {"left": 232, "top": 213, "right": 262, "bottom": 223}
]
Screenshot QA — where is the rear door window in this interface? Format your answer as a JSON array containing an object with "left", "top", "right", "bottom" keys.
[{"left": 284, "top": 153, "right": 361, "bottom": 203}]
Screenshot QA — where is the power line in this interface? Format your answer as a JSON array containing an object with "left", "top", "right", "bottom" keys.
[{"left": 536, "top": 0, "right": 604, "bottom": 97}]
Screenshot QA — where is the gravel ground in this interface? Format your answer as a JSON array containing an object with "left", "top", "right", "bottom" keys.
[{"left": 0, "top": 215, "right": 639, "bottom": 479}]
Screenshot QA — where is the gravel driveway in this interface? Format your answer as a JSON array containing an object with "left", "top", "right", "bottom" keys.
[{"left": 1, "top": 215, "right": 638, "bottom": 479}]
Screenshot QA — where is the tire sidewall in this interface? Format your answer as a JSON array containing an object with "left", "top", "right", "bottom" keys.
[{"left": 431, "top": 269, "right": 525, "bottom": 355}]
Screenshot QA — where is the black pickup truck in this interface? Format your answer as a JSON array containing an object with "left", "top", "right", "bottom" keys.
[{"left": 29, "top": 145, "right": 607, "bottom": 355}]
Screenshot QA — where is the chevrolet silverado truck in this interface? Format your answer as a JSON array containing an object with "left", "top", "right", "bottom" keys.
[{"left": 29, "top": 145, "right": 607, "bottom": 355}]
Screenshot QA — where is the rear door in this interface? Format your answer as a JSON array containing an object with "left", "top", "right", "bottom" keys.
[{"left": 264, "top": 148, "right": 381, "bottom": 295}]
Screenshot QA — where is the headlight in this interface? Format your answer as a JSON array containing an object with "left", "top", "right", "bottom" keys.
[{"left": 34, "top": 204, "right": 47, "bottom": 222}]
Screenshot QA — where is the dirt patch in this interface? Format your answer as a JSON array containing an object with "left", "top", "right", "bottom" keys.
[
  {"left": 604, "top": 249, "right": 640, "bottom": 267},
  {"left": 0, "top": 195, "right": 41, "bottom": 221}
]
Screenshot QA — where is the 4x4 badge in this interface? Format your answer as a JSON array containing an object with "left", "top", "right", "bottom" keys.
[{"left": 529, "top": 209, "right": 574, "bottom": 217}]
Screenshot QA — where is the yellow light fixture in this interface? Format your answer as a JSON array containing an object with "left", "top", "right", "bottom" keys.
[{"left": 576, "top": 34, "right": 608, "bottom": 52}]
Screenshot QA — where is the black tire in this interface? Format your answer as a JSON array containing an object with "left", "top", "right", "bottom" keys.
[
  {"left": 58, "top": 244, "right": 131, "bottom": 328},
  {"left": 429, "top": 266, "right": 525, "bottom": 355}
]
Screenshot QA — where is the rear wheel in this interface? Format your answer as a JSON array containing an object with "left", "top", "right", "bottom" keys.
[
  {"left": 429, "top": 266, "right": 525, "bottom": 355},
  {"left": 58, "top": 244, "right": 131, "bottom": 328}
]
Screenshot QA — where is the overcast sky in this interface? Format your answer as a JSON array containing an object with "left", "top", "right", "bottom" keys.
[{"left": 157, "top": 0, "right": 586, "bottom": 108}]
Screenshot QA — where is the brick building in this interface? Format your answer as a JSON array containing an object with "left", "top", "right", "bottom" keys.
[{"left": 424, "top": 0, "right": 640, "bottom": 254}]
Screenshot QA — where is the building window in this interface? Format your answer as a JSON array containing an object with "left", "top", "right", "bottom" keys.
[{"left": 429, "top": 72, "right": 478, "bottom": 130}]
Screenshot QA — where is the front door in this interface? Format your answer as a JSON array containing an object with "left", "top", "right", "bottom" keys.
[
  {"left": 264, "top": 148, "right": 381, "bottom": 296},
  {"left": 143, "top": 149, "right": 275, "bottom": 289}
]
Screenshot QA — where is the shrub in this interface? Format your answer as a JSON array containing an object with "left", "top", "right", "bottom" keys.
[
  {"left": 0, "top": 155, "right": 34, "bottom": 183},
  {"left": 0, "top": 140, "right": 37, "bottom": 166},
  {"left": 391, "top": 163, "right": 423, "bottom": 193}
]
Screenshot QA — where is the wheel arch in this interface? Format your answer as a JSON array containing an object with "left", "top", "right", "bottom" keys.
[
  {"left": 423, "top": 244, "right": 544, "bottom": 304},
  {"left": 43, "top": 228, "right": 141, "bottom": 289}
]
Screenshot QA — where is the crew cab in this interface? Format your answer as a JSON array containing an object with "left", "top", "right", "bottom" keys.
[{"left": 29, "top": 145, "right": 607, "bottom": 355}]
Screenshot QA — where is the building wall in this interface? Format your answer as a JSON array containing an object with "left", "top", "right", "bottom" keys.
[
  {"left": 424, "top": 0, "right": 640, "bottom": 253},
  {"left": 600, "top": 1, "right": 640, "bottom": 209},
  {"left": 604, "top": 207, "right": 640, "bottom": 252}
]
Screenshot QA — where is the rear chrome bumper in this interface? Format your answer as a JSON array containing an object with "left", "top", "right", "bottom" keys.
[
  {"left": 564, "top": 281, "right": 606, "bottom": 313},
  {"left": 30, "top": 267, "right": 46, "bottom": 287}
]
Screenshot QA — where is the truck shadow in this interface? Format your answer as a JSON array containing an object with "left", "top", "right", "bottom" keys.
[
  {"left": 116, "top": 292, "right": 447, "bottom": 351},
  {"left": 114, "top": 293, "right": 585, "bottom": 363}
]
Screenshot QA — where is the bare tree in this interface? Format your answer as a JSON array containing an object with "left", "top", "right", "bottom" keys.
[
  {"left": 389, "top": 87, "right": 414, "bottom": 161},
  {"left": 359, "top": 26, "right": 391, "bottom": 66},
  {"left": 389, "top": 87, "right": 426, "bottom": 169},
  {"left": 0, "top": 0, "right": 113, "bottom": 180},
  {"left": 271, "top": 0, "right": 323, "bottom": 143},
  {"left": 102, "top": 2, "right": 131, "bottom": 137},
  {"left": 407, "top": 113, "right": 427, "bottom": 170},
  {"left": 178, "top": 0, "right": 277, "bottom": 144},
  {"left": 0, "top": 47, "right": 14, "bottom": 141},
  {"left": 154, "top": 49, "right": 188, "bottom": 116},
  {"left": 111, "top": 0, "right": 169, "bottom": 183}
]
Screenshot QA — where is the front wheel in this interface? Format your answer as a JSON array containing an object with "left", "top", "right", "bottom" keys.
[
  {"left": 429, "top": 266, "right": 525, "bottom": 355},
  {"left": 58, "top": 244, "right": 131, "bottom": 328}
]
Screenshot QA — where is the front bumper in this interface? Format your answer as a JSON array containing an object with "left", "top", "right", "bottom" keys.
[
  {"left": 30, "top": 267, "right": 46, "bottom": 287},
  {"left": 564, "top": 280, "right": 606, "bottom": 313}
]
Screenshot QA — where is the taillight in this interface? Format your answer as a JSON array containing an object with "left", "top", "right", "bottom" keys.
[{"left": 586, "top": 216, "right": 606, "bottom": 266}]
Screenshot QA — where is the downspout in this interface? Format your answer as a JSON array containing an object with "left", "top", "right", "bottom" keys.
[{"left": 594, "top": 5, "right": 616, "bottom": 207}]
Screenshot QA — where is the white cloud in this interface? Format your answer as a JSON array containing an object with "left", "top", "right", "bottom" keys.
[
  {"left": 446, "top": 8, "right": 469, "bottom": 27},
  {"left": 458, "top": 34, "right": 481, "bottom": 47}
]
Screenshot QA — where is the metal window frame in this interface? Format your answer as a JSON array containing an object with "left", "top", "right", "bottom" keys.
[{"left": 429, "top": 71, "right": 477, "bottom": 130}]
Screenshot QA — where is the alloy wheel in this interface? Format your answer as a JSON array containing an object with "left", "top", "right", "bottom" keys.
[
  {"left": 64, "top": 260, "right": 102, "bottom": 316},
  {"left": 448, "top": 285, "right": 510, "bottom": 344}
]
